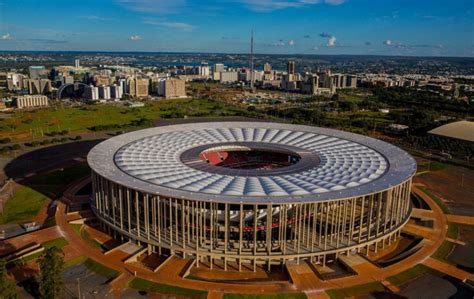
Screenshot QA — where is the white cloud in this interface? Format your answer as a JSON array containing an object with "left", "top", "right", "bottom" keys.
[
  {"left": 239, "top": 0, "right": 345, "bottom": 12},
  {"left": 78, "top": 15, "right": 114, "bottom": 21},
  {"left": 383, "top": 39, "right": 392, "bottom": 46},
  {"left": 2, "top": 33, "right": 11, "bottom": 40},
  {"left": 130, "top": 35, "right": 142, "bottom": 41},
  {"left": 143, "top": 19, "right": 194, "bottom": 31},
  {"left": 288, "top": 39, "right": 295, "bottom": 46},
  {"left": 327, "top": 36, "right": 336, "bottom": 47},
  {"left": 320, "top": 32, "right": 336, "bottom": 47},
  {"left": 116, "top": 0, "right": 185, "bottom": 13}
]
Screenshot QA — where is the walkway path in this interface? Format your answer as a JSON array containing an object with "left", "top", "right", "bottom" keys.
[
  {"left": 49, "top": 181, "right": 473, "bottom": 296},
  {"left": 446, "top": 214, "right": 474, "bottom": 225},
  {"left": 423, "top": 257, "right": 474, "bottom": 281}
]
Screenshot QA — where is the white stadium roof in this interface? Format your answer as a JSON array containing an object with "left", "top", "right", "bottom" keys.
[
  {"left": 428, "top": 121, "right": 474, "bottom": 142},
  {"left": 88, "top": 122, "right": 416, "bottom": 204}
]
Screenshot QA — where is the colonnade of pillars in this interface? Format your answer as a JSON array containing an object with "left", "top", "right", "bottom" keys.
[{"left": 91, "top": 171, "right": 412, "bottom": 270}]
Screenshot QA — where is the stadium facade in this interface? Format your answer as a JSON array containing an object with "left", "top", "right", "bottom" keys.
[{"left": 87, "top": 122, "right": 416, "bottom": 270}]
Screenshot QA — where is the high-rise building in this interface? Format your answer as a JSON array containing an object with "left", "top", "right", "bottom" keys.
[
  {"left": 110, "top": 84, "right": 123, "bottom": 99},
  {"left": 129, "top": 78, "right": 149, "bottom": 98},
  {"left": 157, "top": 79, "right": 186, "bottom": 98},
  {"left": 213, "top": 64, "right": 225, "bottom": 73},
  {"left": 263, "top": 63, "right": 272, "bottom": 72},
  {"left": 84, "top": 85, "right": 99, "bottom": 101},
  {"left": 29, "top": 66, "right": 46, "bottom": 79},
  {"left": 287, "top": 60, "right": 295, "bottom": 75},
  {"left": 219, "top": 71, "right": 239, "bottom": 83},
  {"left": 346, "top": 75, "right": 357, "bottom": 88},
  {"left": 75, "top": 59, "right": 80, "bottom": 68},
  {"left": 98, "top": 86, "right": 111, "bottom": 100}
]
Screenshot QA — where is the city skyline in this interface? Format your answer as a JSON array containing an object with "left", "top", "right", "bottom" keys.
[{"left": 0, "top": 0, "right": 473, "bottom": 57}]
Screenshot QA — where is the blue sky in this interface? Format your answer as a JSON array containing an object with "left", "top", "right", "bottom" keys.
[{"left": 0, "top": 0, "right": 473, "bottom": 56}]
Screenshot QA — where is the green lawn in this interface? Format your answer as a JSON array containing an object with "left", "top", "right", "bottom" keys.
[
  {"left": 0, "top": 185, "right": 48, "bottom": 224},
  {"left": 83, "top": 258, "right": 119, "bottom": 279},
  {"left": 25, "top": 163, "right": 90, "bottom": 198},
  {"left": 386, "top": 264, "right": 443, "bottom": 286},
  {"left": 432, "top": 241, "right": 455, "bottom": 264},
  {"left": 69, "top": 223, "right": 103, "bottom": 249},
  {"left": 128, "top": 277, "right": 208, "bottom": 298},
  {"left": 1, "top": 98, "right": 249, "bottom": 141},
  {"left": 42, "top": 237, "right": 69, "bottom": 250},
  {"left": 326, "top": 282, "right": 386, "bottom": 299},
  {"left": 418, "top": 187, "right": 450, "bottom": 214},
  {"left": 64, "top": 255, "right": 87, "bottom": 268},
  {"left": 0, "top": 163, "right": 91, "bottom": 225},
  {"left": 416, "top": 161, "right": 449, "bottom": 173},
  {"left": 224, "top": 294, "right": 306, "bottom": 299}
]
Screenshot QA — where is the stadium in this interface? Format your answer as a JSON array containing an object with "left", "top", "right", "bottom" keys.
[{"left": 87, "top": 122, "right": 416, "bottom": 271}]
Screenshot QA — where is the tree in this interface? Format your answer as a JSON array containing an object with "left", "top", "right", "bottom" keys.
[
  {"left": 38, "top": 247, "right": 64, "bottom": 299},
  {"left": 0, "top": 259, "right": 17, "bottom": 299}
]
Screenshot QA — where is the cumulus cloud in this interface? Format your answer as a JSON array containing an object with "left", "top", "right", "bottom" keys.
[
  {"left": 288, "top": 39, "right": 295, "bottom": 46},
  {"left": 239, "top": 0, "right": 345, "bottom": 12},
  {"left": 130, "top": 35, "right": 142, "bottom": 41},
  {"left": 143, "top": 19, "right": 194, "bottom": 31},
  {"left": 327, "top": 36, "right": 336, "bottom": 47},
  {"left": 320, "top": 32, "right": 336, "bottom": 47},
  {"left": 2, "top": 33, "right": 11, "bottom": 40},
  {"left": 383, "top": 39, "right": 392, "bottom": 46}
]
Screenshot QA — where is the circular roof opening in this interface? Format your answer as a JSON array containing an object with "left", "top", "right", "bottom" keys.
[{"left": 198, "top": 145, "right": 301, "bottom": 170}]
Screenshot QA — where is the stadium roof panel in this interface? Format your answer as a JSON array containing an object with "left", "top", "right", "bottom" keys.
[
  {"left": 88, "top": 122, "right": 417, "bottom": 204},
  {"left": 428, "top": 121, "right": 474, "bottom": 142}
]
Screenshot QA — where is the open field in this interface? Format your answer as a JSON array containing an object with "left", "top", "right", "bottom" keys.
[
  {"left": 0, "top": 98, "right": 250, "bottom": 141},
  {"left": 0, "top": 185, "right": 48, "bottom": 224},
  {"left": 414, "top": 165, "right": 474, "bottom": 216},
  {"left": 0, "top": 163, "right": 90, "bottom": 224}
]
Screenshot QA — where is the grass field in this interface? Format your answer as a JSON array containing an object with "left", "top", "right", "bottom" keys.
[
  {"left": 128, "top": 277, "right": 208, "bottom": 298},
  {"left": 83, "top": 258, "right": 119, "bottom": 279},
  {"left": 42, "top": 237, "right": 69, "bottom": 250},
  {"left": 224, "top": 293, "right": 307, "bottom": 299},
  {"left": 64, "top": 255, "right": 87, "bottom": 268},
  {"left": 24, "top": 163, "right": 90, "bottom": 198},
  {"left": 69, "top": 223, "right": 103, "bottom": 249},
  {"left": 1, "top": 98, "right": 249, "bottom": 141},
  {"left": 326, "top": 281, "right": 386, "bottom": 299},
  {"left": 0, "top": 185, "right": 48, "bottom": 224},
  {"left": 386, "top": 264, "right": 443, "bottom": 286},
  {"left": 418, "top": 186, "right": 450, "bottom": 214}
]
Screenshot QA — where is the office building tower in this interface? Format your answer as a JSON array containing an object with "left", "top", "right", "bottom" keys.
[
  {"left": 129, "top": 78, "right": 149, "bottom": 98},
  {"left": 98, "top": 86, "right": 111, "bottom": 100},
  {"left": 287, "top": 60, "right": 295, "bottom": 75},
  {"left": 346, "top": 75, "right": 357, "bottom": 88},
  {"left": 75, "top": 59, "right": 80, "bottom": 68},
  {"left": 263, "top": 63, "right": 272, "bottom": 72},
  {"left": 157, "top": 79, "right": 186, "bottom": 98},
  {"left": 110, "top": 84, "right": 123, "bottom": 99},
  {"left": 213, "top": 64, "right": 225, "bottom": 73},
  {"left": 84, "top": 85, "right": 99, "bottom": 101}
]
